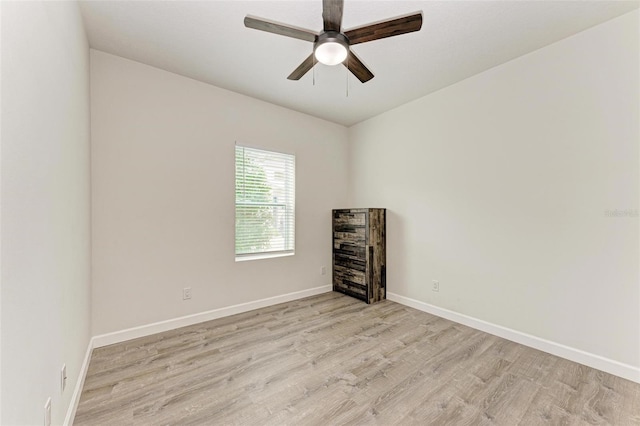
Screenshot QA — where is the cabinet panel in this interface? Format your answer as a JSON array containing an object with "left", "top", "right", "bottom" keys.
[
  {"left": 333, "top": 244, "right": 366, "bottom": 260},
  {"left": 333, "top": 279, "right": 367, "bottom": 300},
  {"left": 334, "top": 265, "right": 365, "bottom": 285},
  {"left": 333, "top": 212, "right": 366, "bottom": 226},
  {"left": 333, "top": 230, "right": 365, "bottom": 244},
  {"left": 334, "top": 253, "right": 366, "bottom": 272}
]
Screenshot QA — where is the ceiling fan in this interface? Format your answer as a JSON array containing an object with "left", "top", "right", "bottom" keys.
[{"left": 244, "top": 0, "right": 423, "bottom": 83}]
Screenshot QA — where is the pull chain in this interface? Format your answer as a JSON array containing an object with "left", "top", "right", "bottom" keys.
[{"left": 346, "top": 61, "right": 349, "bottom": 97}]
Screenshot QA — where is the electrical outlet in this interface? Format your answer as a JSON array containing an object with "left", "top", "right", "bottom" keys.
[
  {"left": 61, "top": 363, "right": 67, "bottom": 392},
  {"left": 44, "top": 397, "right": 51, "bottom": 426},
  {"left": 183, "top": 287, "right": 192, "bottom": 300},
  {"left": 321, "top": 266, "right": 327, "bottom": 276},
  {"left": 432, "top": 280, "right": 440, "bottom": 292}
]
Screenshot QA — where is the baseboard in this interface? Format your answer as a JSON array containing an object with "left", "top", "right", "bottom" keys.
[
  {"left": 93, "top": 285, "right": 332, "bottom": 348},
  {"left": 387, "top": 292, "right": 640, "bottom": 384},
  {"left": 63, "top": 337, "right": 94, "bottom": 426}
]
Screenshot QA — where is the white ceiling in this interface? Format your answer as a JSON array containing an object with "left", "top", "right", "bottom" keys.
[{"left": 79, "top": 1, "right": 639, "bottom": 126}]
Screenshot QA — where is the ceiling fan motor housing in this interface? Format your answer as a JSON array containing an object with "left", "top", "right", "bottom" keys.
[{"left": 314, "top": 31, "right": 349, "bottom": 65}]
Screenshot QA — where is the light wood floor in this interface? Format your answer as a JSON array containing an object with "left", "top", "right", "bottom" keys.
[{"left": 74, "top": 292, "right": 640, "bottom": 425}]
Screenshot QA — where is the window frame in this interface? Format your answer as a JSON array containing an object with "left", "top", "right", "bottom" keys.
[{"left": 234, "top": 144, "right": 296, "bottom": 261}]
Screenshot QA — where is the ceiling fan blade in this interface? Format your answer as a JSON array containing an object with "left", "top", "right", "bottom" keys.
[
  {"left": 344, "top": 12, "right": 423, "bottom": 45},
  {"left": 288, "top": 54, "right": 316, "bottom": 80},
  {"left": 323, "top": 0, "right": 344, "bottom": 32},
  {"left": 343, "top": 50, "right": 374, "bottom": 83},
  {"left": 244, "top": 15, "right": 317, "bottom": 42}
]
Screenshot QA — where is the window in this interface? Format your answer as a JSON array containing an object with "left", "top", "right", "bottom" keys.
[{"left": 235, "top": 145, "right": 295, "bottom": 259}]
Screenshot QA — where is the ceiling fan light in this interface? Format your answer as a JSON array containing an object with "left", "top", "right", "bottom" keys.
[{"left": 315, "top": 41, "right": 348, "bottom": 66}]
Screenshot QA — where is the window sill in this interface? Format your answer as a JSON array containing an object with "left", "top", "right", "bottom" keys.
[{"left": 235, "top": 251, "right": 295, "bottom": 262}]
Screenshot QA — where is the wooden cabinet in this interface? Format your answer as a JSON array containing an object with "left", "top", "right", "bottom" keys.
[{"left": 332, "top": 208, "right": 386, "bottom": 304}]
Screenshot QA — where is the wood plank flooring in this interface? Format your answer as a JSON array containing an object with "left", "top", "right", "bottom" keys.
[{"left": 74, "top": 292, "right": 640, "bottom": 425}]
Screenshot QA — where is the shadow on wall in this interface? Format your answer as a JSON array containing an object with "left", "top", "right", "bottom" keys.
[{"left": 386, "top": 210, "right": 406, "bottom": 296}]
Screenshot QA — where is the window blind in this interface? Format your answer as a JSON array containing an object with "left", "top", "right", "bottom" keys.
[{"left": 235, "top": 145, "right": 295, "bottom": 257}]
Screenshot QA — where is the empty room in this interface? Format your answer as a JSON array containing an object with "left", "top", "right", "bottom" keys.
[{"left": 1, "top": 0, "right": 639, "bottom": 425}]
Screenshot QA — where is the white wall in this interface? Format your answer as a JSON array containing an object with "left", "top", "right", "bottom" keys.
[
  {"left": 1, "top": 2, "right": 92, "bottom": 425},
  {"left": 90, "top": 50, "right": 348, "bottom": 335},
  {"left": 349, "top": 11, "right": 639, "bottom": 370}
]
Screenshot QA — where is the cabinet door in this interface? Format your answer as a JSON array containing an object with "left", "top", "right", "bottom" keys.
[{"left": 333, "top": 210, "right": 368, "bottom": 302}]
